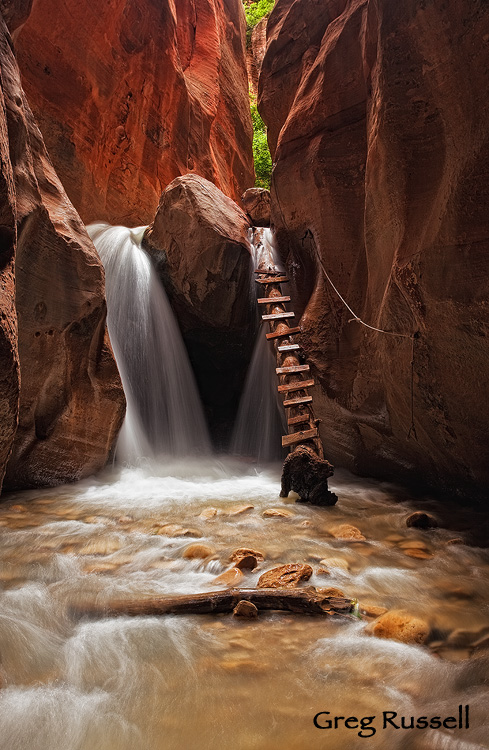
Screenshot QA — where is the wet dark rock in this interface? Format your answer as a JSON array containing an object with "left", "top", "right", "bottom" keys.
[
  {"left": 280, "top": 445, "right": 337, "bottom": 506},
  {"left": 406, "top": 512, "right": 439, "bottom": 530}
]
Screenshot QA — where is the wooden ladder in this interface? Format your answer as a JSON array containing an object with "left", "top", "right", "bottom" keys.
[{"left": 254, "top": 268, "right": 324, "bottom": 457}]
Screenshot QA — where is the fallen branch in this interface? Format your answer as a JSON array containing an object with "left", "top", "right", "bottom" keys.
[{"left": 69, "top": 587, "right": 354, "bottom": 620}]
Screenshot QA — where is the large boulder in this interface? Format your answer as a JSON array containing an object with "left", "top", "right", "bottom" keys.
[
  {"left": 259, "top": 0, "right": 489, "bottom": 500},
  {"left": 13, "top": 0, "right": 254, "bottom": 225},
  {"left": 144, "top": 174, "right": 254, "bottom": 443},
  {"left": 0, "top": 12, "right": 125, "bottom": 490}
]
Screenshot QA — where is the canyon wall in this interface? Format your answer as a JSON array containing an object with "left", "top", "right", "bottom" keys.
[
  {"left": 0, "top": 4, "right": 125, "bottom": 492},
  {"left": 13, "top": 0, "right": 254, "bottom": 225},
  {"left": 260, "top": 0, "right": 489, "bottom": 499}
]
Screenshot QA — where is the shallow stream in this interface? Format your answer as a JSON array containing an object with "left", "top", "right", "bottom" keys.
[{"left": 0, "top": 460, "right": 488, "bottom": 750}]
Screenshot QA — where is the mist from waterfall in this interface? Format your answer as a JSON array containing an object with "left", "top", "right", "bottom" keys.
[
  {"left": 231, "top": 228, "right": 286, "bottom": 462},
  {"left": 87, "top": 223, "right": 210, "bottom": 464}
]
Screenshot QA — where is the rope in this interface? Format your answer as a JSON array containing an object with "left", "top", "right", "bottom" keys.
[
  {"left": 300, "top": 229, "right": 419, "bottom": 439},
  {"left": 301, "top": 229, "right": 413, "bottom": 340}
]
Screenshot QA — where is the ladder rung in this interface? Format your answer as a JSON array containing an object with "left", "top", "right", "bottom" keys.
[
  {"left": 266, "top": 326, "right": 300, "bottom": 340},
  {"left": 262, "top": 312, "right": 295, "bottom": 321},
  {"left": 254, "top": 268, "right": 283, "bottom": 275},
  {"left": 282, "top": 428, "right": 319, "bottom": 447},
  {"left": 288, "top": 413, "right": 312, "bottom": 426},
  {"left": 277, "top": 344, "right": 300, "bottom": 352},
  {"left": 277, "top": 379, "right": 315, "bottom": 393},
  {"left": 265, "top": 326, "right": 301, "bottom": 340},
  {"left": 257, "top": 296, "right": 291, "bottom": 304},
  {"left": 276, "top": 364, "right": 310, "bottom": 374},
  {"left": 283, "top": 395, "right": 313, "bottom": 407},
  {"left": 255, "top": 276, "right": 289, "bottom": 284}
]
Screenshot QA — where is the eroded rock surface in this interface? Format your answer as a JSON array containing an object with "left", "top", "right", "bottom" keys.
[
  {"left": 257, "top": 563, "right": 313, "bottom": 589},
  {"left": 0, "top": 11, "right": 125, "bottom": 490},
  {"left": 144, "top": 174, "right": 254, "bottom": 442},
  {"left": 14, "top": 0, "right": 254, "bottom": 224},
  {"left": 260, "top": 0, "right": 489, "bottom": 500}
]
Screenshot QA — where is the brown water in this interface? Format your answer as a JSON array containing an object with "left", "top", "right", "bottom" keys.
[{"left": 0, "top": 459, "right": 488, "bottom": 750}]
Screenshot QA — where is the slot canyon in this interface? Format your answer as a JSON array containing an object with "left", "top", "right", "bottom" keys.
[{"left": 0, "top": 1, "right": 488, "bottom": 748}]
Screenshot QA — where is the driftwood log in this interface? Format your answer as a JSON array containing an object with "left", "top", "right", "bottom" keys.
[
  {"left": 253, "top": 228, "right": 337, "bottom": 506},
  {"left": 69, "top": 587, "right": 354, "bottom": 620}
]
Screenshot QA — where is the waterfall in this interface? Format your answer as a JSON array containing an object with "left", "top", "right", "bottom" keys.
[
  {"left": 87, "top": 223, "right": 210, "bottom": 463},
  {"left": 231, "top": 228, "right": 286, "bottom": 462}
]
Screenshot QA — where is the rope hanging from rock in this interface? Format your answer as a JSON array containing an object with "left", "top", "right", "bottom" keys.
[{"left": 301, "top": 229, "right": 420, "bottom": 440}]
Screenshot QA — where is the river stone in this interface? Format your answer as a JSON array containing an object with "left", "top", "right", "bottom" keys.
[
  {"left": 212, "top": 567, "right": 244, "bottom": 587},
  {"left": 403, "top": 548, "right": 434, "bottom": 560},
  {"left": 316, "top": 587, "right": 346, "bottom": 598},
  {"left": 262, "top": 508, "right": 295, "bottom": 519},
  {"left": 330, "top": 524, "right": 366, "bottom": 541},
  {"left": 78, "top": 538, "right": 122, "bottom": 556},
  {"left": 406, "top": 511, "right": 439, "bottom": 529},
  {"left": 320, "top": 556, "right": 349, "bottom": 571},
  {"left": 182, "top": 543, "right": 215, "bottom": 559},
  {"left": 230, "top": 548, "right": 264, "bottom": 568},
  {"left": 365, "top": 610, "right": 429, "bottom": 645},
  {"left": 399, "top": 539, "right": 430, "bottom": 550},
  {"left": 233, "top": 600, "right": 259, "bottom": 618},
  {"left": 199, "top": 507, "right": 218, "bottom": 520},
  {"left": 257, "top": 563, "right": 313, "bottom": 589},
  {"left": 360, "top": 604, "right": 388, "bottom": 619},
  {"left": 223, "top": 505, "right": 254, "bottom": 516}
]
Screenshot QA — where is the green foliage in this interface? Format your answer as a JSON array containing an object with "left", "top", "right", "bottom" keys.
[
  {"left": 250, "top": 102, "right": 272, "bottom": 189},
  {"left": 244, "top": 0, "right": 275, "bottom": 30},
  {"left": 244, "top": 0, "right": 275, "bottom": 42}
]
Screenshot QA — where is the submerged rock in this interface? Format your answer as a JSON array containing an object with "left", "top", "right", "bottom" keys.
[
  {"left": 330, "top": 524, "right": 366, "bottom": 541},
  {"left": 212, "top": 567, "right": 244, "bottom": 587},
  {"left": 262, "top": 508, "right": 295, "bottom": 519},
  {"left": 257, "top": 563, "right": 313, "bottom": 589},
  {"left": 182, "top": 543, "right": 215, "bottom": 560}
]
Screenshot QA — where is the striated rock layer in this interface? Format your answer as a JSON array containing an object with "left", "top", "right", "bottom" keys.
[
  {"left": 260, "top": 0, "right": 489, "bottom": 500},
  {"left": 14, "top": 0, "right": 254, "bottom": 225},
  {"left": 144, "top": 174, "right": 254, "bottom": 444},
  {"left": 0, "top": 7, "right": 125, "bottom": 491}
]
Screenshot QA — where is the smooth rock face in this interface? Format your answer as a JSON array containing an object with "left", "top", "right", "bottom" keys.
[
  {"left": 144, "top": 174, "right": 254, "bottom": 443},
  {"left": 259, "top": 0, "right": 489, "bottom": 500},
  {"left": 0, "top": 14, "right": 125, "bottom": 490},
  {"left": 241, "top": 188, "right": 271, "bottom": 226},
  {"left": 14, "top": 0, "right": 254, "bottom": 224}
]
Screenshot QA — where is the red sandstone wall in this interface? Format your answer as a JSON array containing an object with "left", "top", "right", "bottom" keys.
[
  {"left": 14, "top": 0, "right": 254, "bottom": 225},
  {"left": 260, "top": 0, "right": 489, "bottom": 499},
  {"left": 0, "top": 5, "right": 125, "bottom": 491}
]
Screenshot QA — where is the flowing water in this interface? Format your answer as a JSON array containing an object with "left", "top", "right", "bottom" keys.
[
  {"left": 0, "top": 462, "right": 488, "bottom": 750},
  {"left": 231, "top": 228, "right": 286, "bottom": 462},
  {"left": 86, "top": 223, "right": 210, "bottom": 463},
  {"left": 2, "top": 224, "right": 486, "bottom": 748}
]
